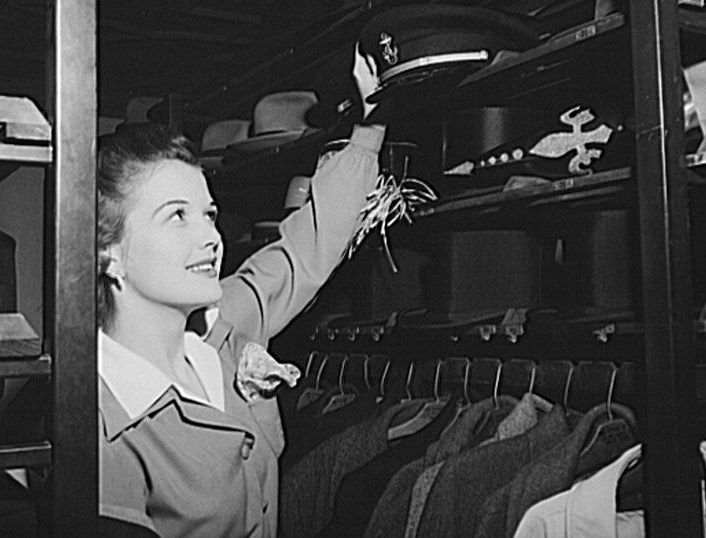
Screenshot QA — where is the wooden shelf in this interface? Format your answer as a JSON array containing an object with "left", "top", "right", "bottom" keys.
[
  {"left": 686, "top": 152, "right": 706, "bottom": 170},
  {"left": 453, "top": 13, "right": 630, "bottom": 107},
  {"left": 0, "top": 95, "right": 52, "bottom": 165},
  {"left": 679, "top": 5, "right": 706, "bottom": 35},
  {"left": 0, "top": 95, "right": 51, "bottom": 143},
  {"left": 299, "top": 309, "right": 706, "bottom": 364},
  {"left": 0, "top": 354, "right": 51, "bottom": 378},
  {"left": 415, "top": 167, "right": 632, "bottom": 226},
  {"left": 463, "top": 13, "right": 625, "bottom": 83},
  {"left": 0, "top": 143, "right": 52, "bottom": 164},
  {"left": 0, "top": 442, "right": 52, "bottom": 469},
  {"left": 451, "top": 8, "right": 706, "bottom": 108}
]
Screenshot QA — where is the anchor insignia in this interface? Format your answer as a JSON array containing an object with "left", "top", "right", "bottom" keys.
[{"left": 379, "top": 32, "right": 399, "bottom": 66}]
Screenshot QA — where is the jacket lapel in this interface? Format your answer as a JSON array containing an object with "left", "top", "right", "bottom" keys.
[{"left": 205, "top": 317, "right": 285, "bottom": 456}]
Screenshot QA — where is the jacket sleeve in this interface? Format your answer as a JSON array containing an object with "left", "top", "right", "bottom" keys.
[{"left": 216, "top": 124, "right": 385, "bottom": 344}]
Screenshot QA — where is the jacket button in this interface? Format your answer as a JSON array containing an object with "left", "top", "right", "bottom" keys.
[
  {"left": 263, "top": 501, "right": 268, "bottom": 513},
  {"left": 241, "top": 436, "right": 254, "bottom": 460}
]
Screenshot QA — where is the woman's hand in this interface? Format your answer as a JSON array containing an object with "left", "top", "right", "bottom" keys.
[{"left": 352, "top": 41, "right": 379, "bottom": 120}]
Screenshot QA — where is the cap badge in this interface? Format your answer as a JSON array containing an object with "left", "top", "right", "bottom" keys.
[{"left": 379, "top": 32, "right": 399, "bottom": 66}]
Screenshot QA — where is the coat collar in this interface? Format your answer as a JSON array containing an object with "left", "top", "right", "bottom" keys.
[
  {"left": 98, "top": 330, "right": 225, "bottom": 430},
  {"left": 205, "top": 317, "right": 286, "bottom": 456},
  {"left": 566, "top": 444, "right": 641, "bottom": 538}
]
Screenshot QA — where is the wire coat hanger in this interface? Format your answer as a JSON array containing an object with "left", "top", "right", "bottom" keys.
[
  {"left": 363, "top": 355, "right": 372, "bottom": 392},
  {"left": 321, "top": 355, "right": 358, "bottom": 414},
  {"left": 376, "top": 358, "right": 391, "bottom": 404},
  {"left": 463, "top": 358, "right": 472, "bottom": 406},
  {"left": 576, "top": 364, "right": 637, "bottom": 478},
  {"left": 296, "top": 354, "right": 330, "bottom": 410},
  {"left": 388, "top": 359, "right": 449, "bottom": 441},
  {"left": 492, "top": 361, "right": 503, "bottom": 409}
]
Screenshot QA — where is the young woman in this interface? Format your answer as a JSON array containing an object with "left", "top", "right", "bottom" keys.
[{"left": 97, "top": 47, "right": 383, "bottom": 537}]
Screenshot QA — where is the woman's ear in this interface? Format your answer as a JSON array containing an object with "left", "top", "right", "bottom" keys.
[{"left": 102, "top": 245, "right": 125, "bottom": 289}]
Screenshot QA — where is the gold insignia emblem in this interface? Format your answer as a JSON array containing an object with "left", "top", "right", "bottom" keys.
[{"left": 379, "top": 32, "right": 399, "bottom": 66}]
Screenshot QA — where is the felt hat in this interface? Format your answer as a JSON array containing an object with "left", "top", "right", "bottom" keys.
[
  {"left": 199, "top": 119, "right": 251, "bottom": 170},
  {"left": 359, "top": 5, "right": 540, "bottom": 103},
  {"left": 228, "top": 91, "right": 320, "bottom": 153},
  {"left": 396, "top": 230, "right": 545, "bottom": 332},
  {"left": 124, "top": 96, "right": 163, "bottom": 124}
]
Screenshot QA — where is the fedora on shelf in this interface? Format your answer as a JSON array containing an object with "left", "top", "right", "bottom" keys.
[
  {"left": 227, "top": 91, "right": 321, "bottom": 153},
  {"left": 124, "top": 96, "right": 163, "bottom": 124},
  {"left": 358, "top": 4, "right": 540, "bottom": 103},
  {"left": 199, "top": 119, "right": 251, "bottom": 170}
]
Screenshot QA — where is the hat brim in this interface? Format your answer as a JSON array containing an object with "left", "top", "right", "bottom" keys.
[
  {"left": 361, "top": 5, "right": 541, "bottom": 104},
  {"left": 199, "top": 150, "right": 228, "bottom": 170},
  {"left": 227, "top": 128, "right": 321, "bottom": 153},
  {"left": 366, "top": 61, "right": 486, "bottom": 104}
]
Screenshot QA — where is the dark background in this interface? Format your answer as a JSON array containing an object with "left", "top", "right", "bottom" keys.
[{"left": 0, "top": 0, "right": 395, "bottom": 132}]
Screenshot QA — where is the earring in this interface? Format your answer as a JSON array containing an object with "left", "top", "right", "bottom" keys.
[
  {"left": 114, "top": 274, "right": 125, "bottom": 290},
  {"left": 106, "top": 272, "right": 124, "bottom": 291}
]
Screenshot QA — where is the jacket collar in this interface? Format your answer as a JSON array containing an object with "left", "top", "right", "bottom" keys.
[
  {"left": 204, "top": 317, "right": 288, "bottom": 457},
  {"left": 566, "top": 443, "right": 641, "bottom": 538},
  {"left": 98, "top": 330, "right": 225, "bottom": 420}
]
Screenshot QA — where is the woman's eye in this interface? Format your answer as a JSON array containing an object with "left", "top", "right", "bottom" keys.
[
  {"left": 206, "top": 209, "right": 219, "bottom": 223},
  {"left": 169, "top": 208, "right": 187, "bottom": 222}
]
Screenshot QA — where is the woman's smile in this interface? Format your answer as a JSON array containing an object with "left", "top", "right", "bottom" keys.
[{"left": 186, "top": 257, "right": 219, "bottom": 277}]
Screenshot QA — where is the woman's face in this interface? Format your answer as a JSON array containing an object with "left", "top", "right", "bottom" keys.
[{"left": 112, "top": 159, "right": 224, "bottom": 316}]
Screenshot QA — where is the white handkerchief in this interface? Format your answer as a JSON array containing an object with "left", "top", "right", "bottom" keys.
[{"left": 237, "top": 342, "right": 301, "bottom": 402}]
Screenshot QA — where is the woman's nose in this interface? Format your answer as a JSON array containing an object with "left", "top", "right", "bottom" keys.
[{"left": 201, "top": 224, "right": 222, "bottom": 252}]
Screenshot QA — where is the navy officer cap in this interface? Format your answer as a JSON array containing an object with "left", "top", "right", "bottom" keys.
[{"left": 359, "top": 4, "right": 540, "bottom": 103}]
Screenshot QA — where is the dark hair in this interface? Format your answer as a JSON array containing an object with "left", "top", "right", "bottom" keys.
[{"left": 97, "top": 122, "right": 199, "bottom": 329}]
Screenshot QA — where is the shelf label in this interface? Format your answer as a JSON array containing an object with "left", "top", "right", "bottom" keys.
[{"left": 574, "top": 24, "right": 597, "bottom": 42}]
